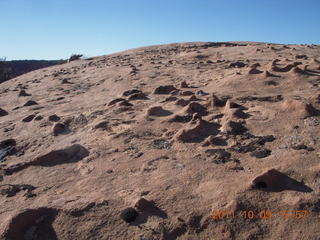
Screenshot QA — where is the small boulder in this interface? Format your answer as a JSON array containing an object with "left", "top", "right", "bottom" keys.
[{"left": 120, "top": 208, "right": 138, "bottom": 223}]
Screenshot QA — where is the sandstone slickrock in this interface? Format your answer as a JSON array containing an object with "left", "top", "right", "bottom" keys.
[{"left": 0, "top": 42, "right": 319, "bottom": 239}]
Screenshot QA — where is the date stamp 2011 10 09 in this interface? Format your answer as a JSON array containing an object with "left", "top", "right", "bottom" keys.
[{"left": 210, "top": 209, "right": 309, "bottom": 220}]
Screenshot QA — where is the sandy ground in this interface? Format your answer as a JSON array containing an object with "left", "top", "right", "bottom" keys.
[{"left": 0, "top": 42, "right": 320, "bottom": 240}]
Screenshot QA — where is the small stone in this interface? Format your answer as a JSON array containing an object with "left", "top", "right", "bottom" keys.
[
  {"left": 18, "top": 90, "right": 31, "bottom": 97},
  {"left": 122, "top": 89, "right": 141, "bottom": 96},
  {"left": 251, "top": 149, "right": 271, "bottom": 158},
  {"left": 52, "top": 123, "right": 68, "bottom": 136},
  {"left": 180, "top": 91, "right": 194, "bottom": 96},
  {"left": 127, "top": 92, "right": 148, "bottom": 100},
  {"left": 93, "top": 121, "right": 109, "bottom": 130},
  {"left": 176, "top": 163, "right": 185, "bottom": 169},
  {"left": 108, "top": 98, "right": 126, "bottom": 106},
  {"left": 134, "top": 152, "right": 144, "bottom": 158},
  {"left": 22, "top": 114, "right": 35, "bottom": 122},
  {"left": 197, "top": 90, "right": 209, "bottom": 96},
  {"left": 48, "top": 114, "right": 61, "bottom": 122},
  {"left": 34, "top": 115, "right": 43, "bottom": 121},
  {"left": 120, "top": 207, "right": 138, "bottom": 223}
]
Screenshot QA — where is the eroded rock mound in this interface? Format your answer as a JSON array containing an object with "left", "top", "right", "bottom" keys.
[
  {"left": 2, "top": 208, "right": 59, "bottom": 240},
  {"left": 183, "top": 102, "right": 208, "bottom": 116},
  {"left": 251, "top": 168, "right": 313, "bottom": 192},
  {"left": 147, "top": 106, "right": 172, "bottom": 116},
  {"left": 220, "top": 118, "right": 247, "bottom": 135},
  {"left": 207, "top": 94, "right": 225, "bottom": 108},
  {"left": 281, "top": 99, "right": 318, "bottom": 119},
  {"left": 174, "top": 119, "right": 219, "bottom": 143}
]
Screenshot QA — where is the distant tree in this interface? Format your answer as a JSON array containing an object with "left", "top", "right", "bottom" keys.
[
  {"left": 68, "top": 54, "right": 83, "bottom": 62},
  {"left": 0, "top": 58, "right": 12, "bottom": 83}
]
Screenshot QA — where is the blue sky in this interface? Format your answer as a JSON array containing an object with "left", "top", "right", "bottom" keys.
[{"left": 1, "top": 0, "right": 319, "bottom": 60}]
